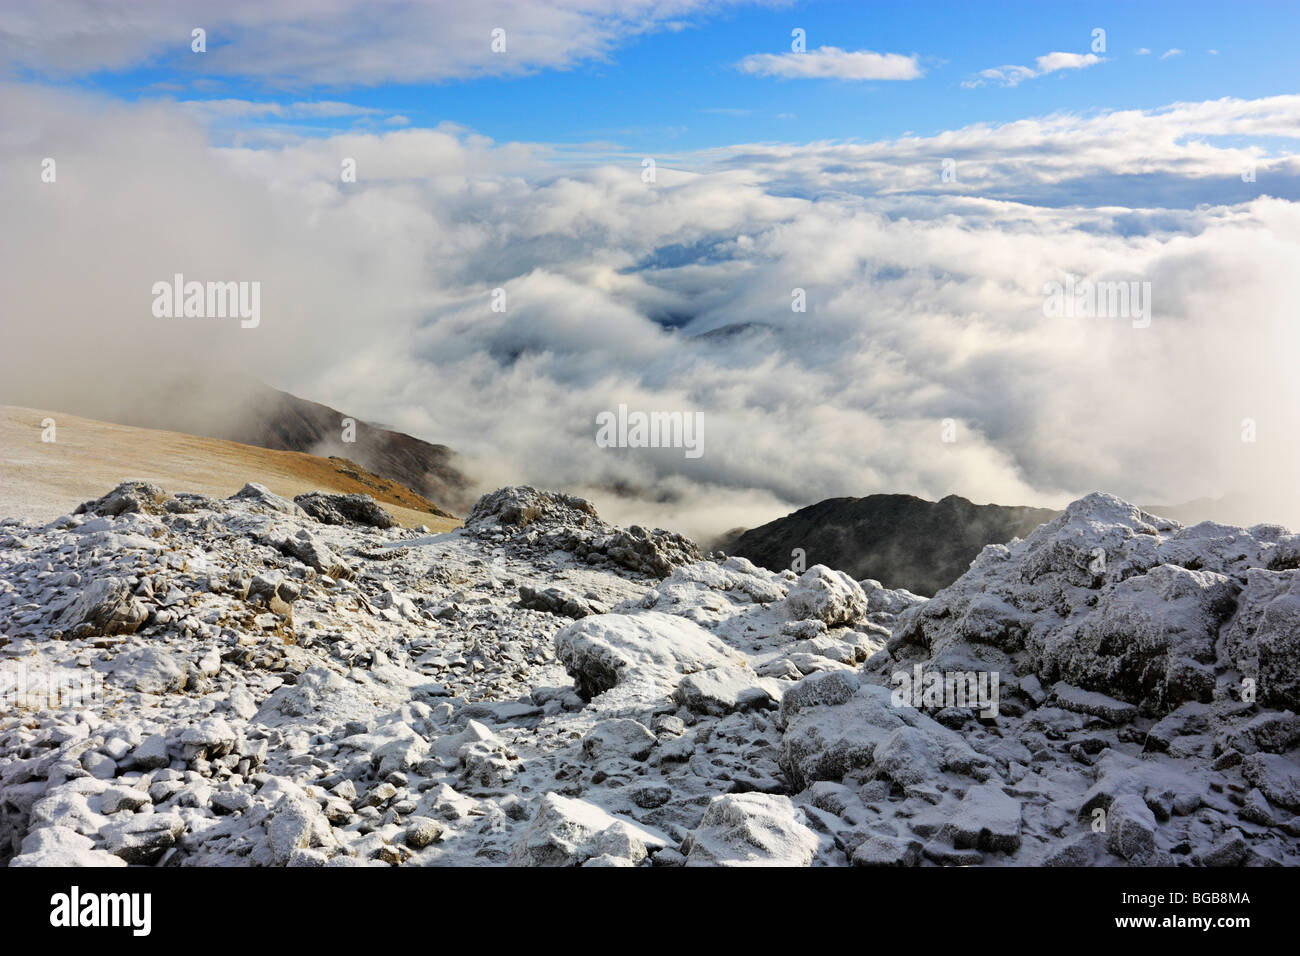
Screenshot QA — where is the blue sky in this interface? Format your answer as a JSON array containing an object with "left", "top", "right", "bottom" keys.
[{"left": 33, "top": 0, "right": 1300, "bottom": 153}]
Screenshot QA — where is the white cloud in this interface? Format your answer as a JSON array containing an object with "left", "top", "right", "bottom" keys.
[
  {"left": 0, "top": 0, "right": 741, "bottom": 85},
  {"left": 1161, "top": 48, "right": 1184, "bottom": 59},
  {"left": 693, "top": 95, "right": 1300, "bottom": 205},
  {"left": 178, "top": 99, "right": 381, "bottom": 120},
  {"left": 3, "top": 85, "right": 1300, "bottom": 540},
  {"left": 1034, "top": 51, "right": 1102, "bottom": 74},
  {"left": 963, "top": 65, "right": 1037, "bottom": 88},
  {"left": 738, "top": 47, "right": 923, "bottom": 81},
  {"left": 289, "top": 101, "right": 381, "bottom": 118},
  {"left": 1135, "top": 48, "right": 1151, "bottom": 55},
  {"left": 964, "top": 50, "right": 1103, "bottom": 87}
]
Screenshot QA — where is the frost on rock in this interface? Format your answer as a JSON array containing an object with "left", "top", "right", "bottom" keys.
[
  {"left": 786, "top": 566, "right": 869, "bottom": 627},
  {"left": 553, "top": 611, "right": 747, "bottom": 703},
  {"left": 466, "top": 485, "right": 602, "bottom": 533},
  {"left": 54, "top": 577, "right": 148, "bottom": 638},
  {"left": 682, "top": 793, "right": 818, "bottom": 866},
  {"left": 466, "top": 485, "right": 700, "bottom": 579},
  {"left": 672, "top": 665, "right": 777, "bottom": 716},
  {"left": 508, "top": 793, "right": 667, "bottom": 867},
  {"left": 891, "top": 493, "right": 1300, "bottom": 714},
  {"left": 2, "top": 483, "right": 1298, "bottom": 867},
  {"left": 265, "top": 529, "right": 354, "bottom": 581},
  {"left": 294, "top": 493, "right": 399, "bottom": 529},
  {"left": 229, "top": 482, "right": 303, "bottom": 516},
  {"left": 779, "top": 682, "right": 990, "bottom": 793},
  {"left": 9, "top": 825, "right": 127, "bottom": 867},
  {"left": 75, "top": 480, "right": 176, "bottom": 518},
  {"left": 518, "top": 584, "right": 603, "bottom": 619}
]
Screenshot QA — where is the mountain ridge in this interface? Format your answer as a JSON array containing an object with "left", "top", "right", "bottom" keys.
[
  {"left": 1, "top": 375, "right": 472, "bottom": 515},
  {"left": 728, "top": 492, "right": 1061, "bottom": 596}
]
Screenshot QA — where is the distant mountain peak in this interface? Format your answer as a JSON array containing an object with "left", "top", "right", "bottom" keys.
[{"left": 730, "top": 492, "right": 1059, "bottom": 596}]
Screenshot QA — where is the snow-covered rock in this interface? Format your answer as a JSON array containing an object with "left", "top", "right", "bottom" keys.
[
  {"left": 785, "top": 566, "right": 869, "bottom": 627},
  {"left": 553, "top": 611, "right": 746, "bottom": 702},
  {"left": 1, "top": 483, "right": 1297, "bottom": 868},
  {"left": 682, "top": 793, "right": 818, "bottom": 866},
  {"left": 892, "top": 493, "right": 1300, "bottom": 714},
  {"left": 9, "top": 825, "right": 127, "bottom": 867},
  {"left": 467, "top": 485, "right": 700, "bottom": 578},
  {"left": 672, "top": 665, "right": 776, "bottom": 715},
  {"left": 508, "top": 793, "right": 667, "bottom": 866}
]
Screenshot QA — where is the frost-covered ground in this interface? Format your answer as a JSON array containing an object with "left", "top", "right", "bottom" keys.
[{"left": 1, "top": 481, "right": 1298, "bottom": 867}]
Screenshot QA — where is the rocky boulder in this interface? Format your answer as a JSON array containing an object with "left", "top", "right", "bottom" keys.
[
  {"left": 508, "top": 793, "right": 668, "bottom": 866},
  {"left": 891, "top": 492, "right": 1300, "bottom": 716},
  {"left": 294, "top": 492, "right": 399, "bottom": 529},
  {"left": 682, "top": 793, "right": 819, "bottom": 866},
  {"left": 466, "top": 486, "right": 601, "bottom": 533},
  {"left": 229, "top": 482, "right": 303, "bottom": 516},
  {"left": 74, "top": 480, "right": 174, "bottom": 517},
  {"left": 786, "top": 565, "right": 869, "bottom": 627},
  {"left": 55, "top": 577, "right": 147, "bottom": 637},
  {"left": 466, "top": 486, "right": 701, "bottom": 579},
  {"left": 554, "top": 611, "right": 747, "bottom": 703}
]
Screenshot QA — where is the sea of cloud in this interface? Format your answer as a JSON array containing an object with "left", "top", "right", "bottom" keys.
[{"left": 3, "top": 82, "right": 1299, "bottom": 539}]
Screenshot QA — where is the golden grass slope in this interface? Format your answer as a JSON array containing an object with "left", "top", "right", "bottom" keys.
[{"left": 0, "top": 405, "right": 462, "bottom": 531}]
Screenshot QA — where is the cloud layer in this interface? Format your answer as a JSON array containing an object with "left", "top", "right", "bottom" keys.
[
  {"left": 3, "top": 85, "right": 1300, "bottom": 539},
  {"left": 738, "top": 47, "right": 923, "bottom": 81},
  {"left": 0, "top": 0, "right": 735, "bottom": 85},
  {"left": 964, "top": 51, "right": 1103, "bottom": 88}
]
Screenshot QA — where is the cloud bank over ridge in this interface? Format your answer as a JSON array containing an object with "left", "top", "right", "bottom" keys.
[{"left": 3, "top": 83, "right": 1299, "bottom": 538}]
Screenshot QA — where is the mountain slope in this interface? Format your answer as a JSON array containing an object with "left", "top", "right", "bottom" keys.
[
  {"left": 0, "top": 405, "right": 459, "bottom": 530},
  {"left": 169, "top": 380, "right": 472, "bottom": 514},
  {"left": 1, "top": 374, "right": 471, "bottom": 514},
  {"left": 730, "top": 493, "right": 1059, "bottom": 595}
]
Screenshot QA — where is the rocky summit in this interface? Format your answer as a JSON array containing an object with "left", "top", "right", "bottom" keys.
[{"left": 1, "top": 483, "right": 1298, "bottom": 867}]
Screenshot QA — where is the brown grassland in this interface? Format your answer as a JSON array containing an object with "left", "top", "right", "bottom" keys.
[{"left": 0, "top": 405, "right": 462, "bottom": 531}]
